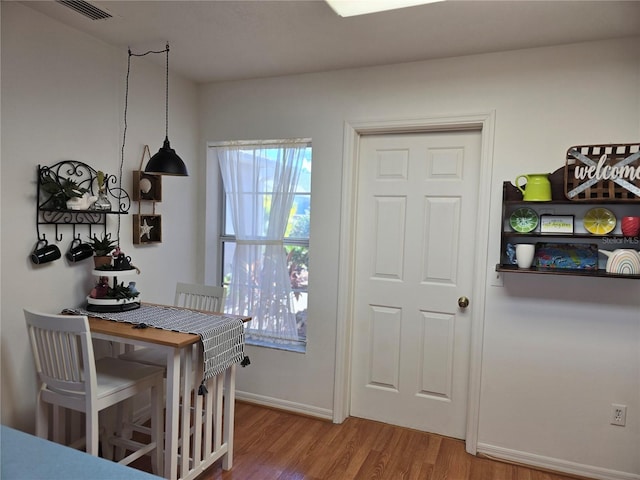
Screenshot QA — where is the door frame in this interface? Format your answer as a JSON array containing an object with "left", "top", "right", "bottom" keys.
[{"left": 333, "top": 112, "right": 495, "bottom": 455}]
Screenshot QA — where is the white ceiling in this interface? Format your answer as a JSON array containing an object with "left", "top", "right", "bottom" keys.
[{"left": 22, "top": 0, "right": 640, "bottom": 84}]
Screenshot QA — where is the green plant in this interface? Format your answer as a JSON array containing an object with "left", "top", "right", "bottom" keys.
[
  {"left": 108, "top": 282, "right": 140, "bottom": 300},
  {"left": 41, "top": 173, "right": 88, "bottom": 209},
  {"left": 97, "top": 171, "right": 106, "bottom": 191},
  {"left": 87, "top": 232, "right": 117, "bottom": 256}
]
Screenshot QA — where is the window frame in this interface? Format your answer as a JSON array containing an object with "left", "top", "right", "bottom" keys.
[{"left": 214, "top": 139, "right": 311, "bottom": 352}]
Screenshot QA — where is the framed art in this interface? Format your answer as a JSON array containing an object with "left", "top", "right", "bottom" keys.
[
  {"left": 133, "top": 214, "right": 162, "bottom": 244},
  {"left": 540, "top": 214, "right": 574, "bottom": 234},
  {"left": 132, "top": 170, "right": 162, "bottom": 202}
]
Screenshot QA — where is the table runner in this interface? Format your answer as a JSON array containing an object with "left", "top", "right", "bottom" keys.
[{"left": 64, "top": 304, "right": 245, "bottom": 380}]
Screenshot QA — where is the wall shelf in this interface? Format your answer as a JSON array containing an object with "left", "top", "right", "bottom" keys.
[
  {"left": 36, "top": 161, "right": 130, "bottom": 242},
  {"left": 498, "top": 168, "right": 640, "bottom": 280},
  {"left": 496, "top": 264, "right": 640, "bottom": 280}
]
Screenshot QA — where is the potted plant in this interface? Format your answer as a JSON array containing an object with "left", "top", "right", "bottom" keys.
[
  {"left": 87, "top": 232, "right": 118, "bottom": 268},
  {"left": 92, "top": 170, "right": 112, "bottom": 211},
  {"left": 40, "top": 172, "right": 88, "bottom": 209}
]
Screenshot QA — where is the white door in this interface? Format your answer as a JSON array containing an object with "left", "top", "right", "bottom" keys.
[{"left": 350, "top": 130, "right": 481, "bottom": 439}]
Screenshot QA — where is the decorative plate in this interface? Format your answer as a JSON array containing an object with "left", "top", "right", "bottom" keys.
[
  {"left": 509, "top": 207, "right": 539, "bottom": 233},
  {"left": 583, "top": 207, "right": 616, "bottom": 235}
]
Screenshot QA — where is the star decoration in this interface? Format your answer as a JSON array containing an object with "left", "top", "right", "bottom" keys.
[{"left": 140, "top": 219, "right": 154, "bottom": 240}]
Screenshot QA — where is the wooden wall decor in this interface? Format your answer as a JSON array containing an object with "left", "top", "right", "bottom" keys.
[
  {"left": 565, "top": 143, "right": 640, "bottom": 202},
  {"left": 133, "top": 213, "right": 162, "bottom": 244},
  {"left": 132, "top": 170, "right": 162, "bottom": 202},
  {"left": 133, "top": 145, "right": 162, "bottom": 244}
]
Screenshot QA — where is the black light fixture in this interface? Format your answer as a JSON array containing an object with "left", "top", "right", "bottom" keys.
[{"left": 144, "top": 43, "right": 188, "bottom": 176}]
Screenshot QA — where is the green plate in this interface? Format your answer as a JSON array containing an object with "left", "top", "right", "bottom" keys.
[{"left": 510, "top": 207, "right": 538, "bottom": 233}]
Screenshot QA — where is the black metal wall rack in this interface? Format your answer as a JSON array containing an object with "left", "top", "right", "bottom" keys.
[{"left": 36, "top": 161, "right": 130, "bottom": 242}]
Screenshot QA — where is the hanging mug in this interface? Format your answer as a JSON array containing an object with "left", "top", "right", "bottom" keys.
[
  {"left": 31, "top": 239, "right": 61, "bottom": 265},
  {"left": 66, "top": 237, "right": 94, "bottom": 263},
  {"left": 515, "top": 173, "right": 552, "bottom": 201}
]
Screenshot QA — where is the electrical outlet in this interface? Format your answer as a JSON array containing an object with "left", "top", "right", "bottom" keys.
[
  {"left": 611, "top": 404, "right": 627, "bottom": 426},
  {"left": 490, "top": 270, "right": 504, "bottom": 287}
]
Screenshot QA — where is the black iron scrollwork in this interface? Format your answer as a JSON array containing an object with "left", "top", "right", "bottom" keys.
[{"left": 35, "top": 161, "right": 130, "bottom": 243}]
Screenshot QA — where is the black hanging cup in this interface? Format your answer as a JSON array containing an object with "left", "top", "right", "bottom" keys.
[
  {"left": 66, "top": 238, "right": 93, "bottom": 263},
  {"left": 31, "top": 239, "right": 61, "bottom": 265}
]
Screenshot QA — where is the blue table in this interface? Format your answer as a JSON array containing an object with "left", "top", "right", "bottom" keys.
[{"left": 1, "top": 425, "right": 162, "bottom": 480}]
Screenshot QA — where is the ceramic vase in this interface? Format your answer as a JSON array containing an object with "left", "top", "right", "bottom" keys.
[{"left": 621, "top": 216, "right": 640, "bottom": 237}]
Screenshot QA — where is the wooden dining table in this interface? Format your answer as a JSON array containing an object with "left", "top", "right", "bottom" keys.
[{"left": 87, "top": 306, "right": 249, "bottom": 480}]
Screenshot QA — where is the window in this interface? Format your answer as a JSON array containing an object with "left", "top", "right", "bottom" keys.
[{"left": 212, "top": 139, "right": 311, "bottom": 351}]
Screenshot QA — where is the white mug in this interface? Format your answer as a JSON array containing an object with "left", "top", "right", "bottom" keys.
[{"left": 515, "top": 244, "right": 536, "bottom": 269}]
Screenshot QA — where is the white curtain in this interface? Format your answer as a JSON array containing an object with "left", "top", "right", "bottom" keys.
[{"left": 216, "top": 141, "right": 306, "bottom": 343}]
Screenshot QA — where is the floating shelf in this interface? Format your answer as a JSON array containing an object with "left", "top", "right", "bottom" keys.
[
  {"left": 495, "top": 264, "right": 640, "bottom": 280},
  {"left": 499, "top": 168, "right": 640, "bottom": 280}
]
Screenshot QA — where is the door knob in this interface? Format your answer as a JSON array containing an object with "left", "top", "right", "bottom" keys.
[{"left": 458, "top": 296, "right": 470, "bottom": 308}]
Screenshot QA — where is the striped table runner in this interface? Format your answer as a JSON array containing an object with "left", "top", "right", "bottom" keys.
[{"left": 64, "top": 304, "right": 245, "bottom": 380}]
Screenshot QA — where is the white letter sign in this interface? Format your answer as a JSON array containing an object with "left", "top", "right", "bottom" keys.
[{"left": 565, "top": 144, "right": 640, "bottom": 202}]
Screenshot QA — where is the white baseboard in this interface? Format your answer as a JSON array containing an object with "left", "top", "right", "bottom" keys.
[
  {"left": 235, "top": 390, "right": 334, "bottom": 421},
  {"left": 477, "top": 443, "right": 639, "bottom": 480}
]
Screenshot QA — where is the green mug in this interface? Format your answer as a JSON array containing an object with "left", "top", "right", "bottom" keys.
[{"left": 515, "top": 173, "right": 551, "bottom": 201}]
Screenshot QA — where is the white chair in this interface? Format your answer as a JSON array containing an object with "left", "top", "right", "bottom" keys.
[
  {"left": 24, "top": 309, "right": 164, "bottom": 474},
  {"left": 120, "top": 282, "right": 225, "bottom": 368},
  {"left": 118, "top": 282, "right": 225, "bottom": 440},
  {"left": 174, "top": 282, "right": 225, "bottom": 312}
]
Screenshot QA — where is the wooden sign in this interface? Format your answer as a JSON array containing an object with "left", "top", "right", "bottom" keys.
[{"left": 565, "top": 143, "right": 640, "bottom": 202}]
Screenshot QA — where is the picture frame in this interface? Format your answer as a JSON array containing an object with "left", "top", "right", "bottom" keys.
[
  {"left": 540, "top": 214, "right": 574, "bottom": 234},
  {"left": 133, "top": 214, "right": 162, "bottom": 244},
  {"left": 132, "top": 171, "right": 162, "bottom": 202}
]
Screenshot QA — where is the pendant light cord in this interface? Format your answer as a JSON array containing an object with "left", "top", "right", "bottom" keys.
[
  {"left": 129, "top": 44, "right": 170, "bottom": 139},
  {"left": 118, "top": 49, "right": 132, "bottom": 247},
  {"left": 118, "top": 44, "right": 171, "bottom": 246},
  {"left": 164, "top": 44, "right": 169, "bottom": 140}
]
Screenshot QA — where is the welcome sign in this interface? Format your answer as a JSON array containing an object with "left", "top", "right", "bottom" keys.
[{"left": 565, "top": 143, "right": 640, "bottom": 202}]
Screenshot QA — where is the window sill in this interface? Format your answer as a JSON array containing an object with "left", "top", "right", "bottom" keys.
[{"left": 245, "top": 337, "right": 306, "bottom": 354}]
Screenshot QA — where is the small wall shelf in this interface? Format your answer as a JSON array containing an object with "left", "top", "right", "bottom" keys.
[
  {"left": 132, "top": 167, "right": 162, "bottom": 245},
  {"left": 36, "top": 161, "right": 130, "bottom": 243},
  {"left": 497, "top": 167, "right": 640, "bottom": 280},
  {"left": 496, "top": 264, "right": 640, "bottom": 280}
]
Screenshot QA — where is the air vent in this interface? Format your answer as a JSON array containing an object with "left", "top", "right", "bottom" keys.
[{"left": 56, "top": 0, "right": 112, "bottom": 20}]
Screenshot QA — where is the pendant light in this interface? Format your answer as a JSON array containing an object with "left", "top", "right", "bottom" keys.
[{"left": 145, "top": 43, "right": 188, "bottom": 176}]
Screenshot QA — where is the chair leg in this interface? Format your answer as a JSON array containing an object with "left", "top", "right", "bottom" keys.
[
  {"left": 52, "top": 405, "right": 66, "bottom": 443},
  {"left": 150, "top": 382, "right": 163, "bottom": 476},
  {"left": 113, "top": 400, "right": 128, "bottom": 461},
  {"left": 99, "top": 409, "right": 115, "bottom": 460},
  {"left": 35, "top": 395, "right": 49, "bottom": 440},
  {"left": 86, "top": 410, "right": 100, "bottom": 456}
]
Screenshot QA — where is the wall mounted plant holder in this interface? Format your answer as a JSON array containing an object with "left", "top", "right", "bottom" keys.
[{"left": 35, "top": 161, "right": 130, "bottom": 243}]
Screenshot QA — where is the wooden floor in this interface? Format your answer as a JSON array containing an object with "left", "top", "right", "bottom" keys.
[{"left": 138, "top": 401, "right": 578, "bottom": 480}]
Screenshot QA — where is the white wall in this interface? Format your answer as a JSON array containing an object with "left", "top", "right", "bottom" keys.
[
  {"left": 1, "top": 3, "right": 200, "bottom": 430},
  {"left": 2, "top": 2, "right": 638, "bottom": 477},
  {"left": 200, "top": 37, "right": 640, "bottom": 477}
]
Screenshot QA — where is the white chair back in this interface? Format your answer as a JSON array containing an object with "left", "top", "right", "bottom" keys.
[
  {"left": 24, "top": 310, "right": 96, "bottom": 400},
  {"left": 174, "top": 282, "right": 225, "bottom": 312},
  {"left": 24, "top": 309, "right": 164, "bottom": 472}
]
